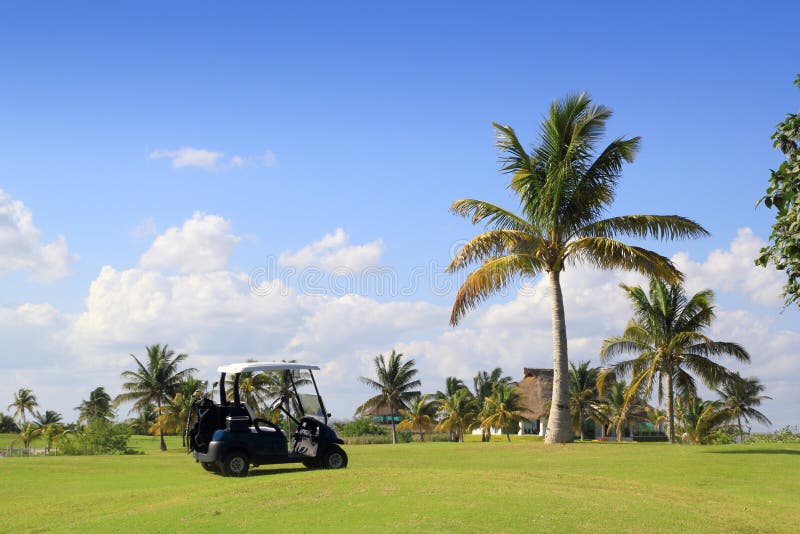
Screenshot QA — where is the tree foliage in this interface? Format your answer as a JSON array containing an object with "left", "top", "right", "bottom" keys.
[
  {"left": 435, "top": 388, "right": 478, "bottom": 442},
  {"left": 757, "top": 74, "right": 800, "bottom": 307},
  {"left": 8, "top": 388, "right": 38, "bottom": 424},
  {"left": 114, "top": 344, "right": 196, "bottom": 451},
  {"left": 479, "top": 385, "right": 523, "bottom": 442},
  {"left": 600, "top": 279, "right": 750, "bottom": 443},
  {"left": 397, "top": 394, "right": 438, "bottom": 441},
  {"left": 356, "top": 350, "right": 421, "bottom": 444},
  {"left": 448, "top": 93, "right": 708, "bottom": 443},
  {"left": 568, "top": 361, "right": 604, "bottom": 440},
  {"left": 714, "top": 374, "right": 771, "bottom": 441},
  {"left": 76, "top": 387, "right": 115, "bottom": 424}
]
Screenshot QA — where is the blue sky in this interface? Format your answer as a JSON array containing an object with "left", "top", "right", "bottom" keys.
[{"left": 1, "top": 2, "right": 798, "bottom": 428}]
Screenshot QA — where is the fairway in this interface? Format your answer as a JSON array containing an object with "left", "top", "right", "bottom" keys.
[{"left": 2, "top": 439, "right": 798, "bottom": 533}]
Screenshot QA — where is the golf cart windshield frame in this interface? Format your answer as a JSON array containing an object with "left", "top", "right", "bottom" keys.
[{"left": 217, "top": 362, "right": 329, "bottom": 425}]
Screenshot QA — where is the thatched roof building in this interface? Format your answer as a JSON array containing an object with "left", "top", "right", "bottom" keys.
[{"left": 516, "top": 367, "right": 553, "bottom": 420}]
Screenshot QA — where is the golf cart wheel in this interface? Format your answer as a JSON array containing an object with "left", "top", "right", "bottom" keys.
[
  {"left": 222, "top": 451, "right": 250, "bottom": 477},
  {"left": 201, "top": 461, "right": 218, "bottom": 473},
  {"left": 321, "top": 446, "right": 348, "bottom": 469}
]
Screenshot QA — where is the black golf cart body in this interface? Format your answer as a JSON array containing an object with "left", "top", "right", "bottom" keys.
[{"left": 188, "top": 362, "right": 347, "bottom": 476}]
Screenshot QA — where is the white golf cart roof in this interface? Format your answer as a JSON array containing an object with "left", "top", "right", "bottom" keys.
[{"left": 217, "top": 361, "right": 320, "bottom": 374}]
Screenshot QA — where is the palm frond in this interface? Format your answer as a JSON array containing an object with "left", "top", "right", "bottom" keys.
[
  {"left": 566, "top": 237, "right": 683, "bottom": 283},
  {"left": 449, "top": 199, "right": 534, "bottom": 232},
  {"left": 450, "top": 254, "right": 544, "bottom": 325}
]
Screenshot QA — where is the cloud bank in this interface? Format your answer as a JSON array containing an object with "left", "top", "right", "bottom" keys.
[{"left": 0, "top": 188, "right": 77, "bottom": 282}]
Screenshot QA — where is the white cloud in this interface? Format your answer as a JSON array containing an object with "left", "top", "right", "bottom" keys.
[
  {"left": 139, "top": 212, "right": 240, "bottom": 273},
  {"left": 0, "top": 188, "right": 77, "bottom": 282},
  {"left": 673, "top": 228, "right": 784, "bottom": 307},
  {"left": 1, "top": 226, "right": 798, "bottom": 431},
  {"left": 148, "top": 147, "right": 277, "bottom": 171},
  {"left": 278, "top": 228, "right": 385, "bottom": 272},
  {"left": 149, "top": 147, "right": 224, "bottom": 170}
]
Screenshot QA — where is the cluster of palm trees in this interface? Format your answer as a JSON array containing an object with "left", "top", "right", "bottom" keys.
[
  {"left": 1, "top": 344, "right": 201, "bottom": 453},
  {"left": 3, "top": 388, "right": 64, "bottom": 451},
  {"left": 356, "top": 350, "right": 524, "bottom": 443},
  {"left": 566, "top": 360, "right": 770, "bottom": 444},
  {"left": 445, "top": 92, "right": 773, "bottom": 443}
]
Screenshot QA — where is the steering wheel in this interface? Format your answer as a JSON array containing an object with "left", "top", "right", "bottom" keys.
[{"left": 253, "top": 418, "right": 282, "bottom": 433}]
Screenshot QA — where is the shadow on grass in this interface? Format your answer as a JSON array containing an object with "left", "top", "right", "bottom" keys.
[
  {"left": 247, "top": 466, "right": 311, "bottom": 477},
  {"left": 703, "top": 448, "right": 800, "bottom": 455}
]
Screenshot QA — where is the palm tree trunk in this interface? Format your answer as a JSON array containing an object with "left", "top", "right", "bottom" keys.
[
  {"left": 545, "top": 270, "right": 573, "bottom": 444},
  {"left": 666, "top": 371, "right": 675, "bottom": 444},
  {"left": 738, "top": 415, "right": 743, "bottom": 444},
  {"left": 579, "top": 407, "right": 585, "bottom": 441},
  {"left": 158, "top": 400, "right": 167, "bottom": 451},
  {"left": 390, "top": 408, "right": 397, "bottom": 444}
]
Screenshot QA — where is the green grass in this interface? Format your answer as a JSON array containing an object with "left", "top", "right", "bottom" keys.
[{"left": 1, "top": 437, "right": 798, "bottom": 533}]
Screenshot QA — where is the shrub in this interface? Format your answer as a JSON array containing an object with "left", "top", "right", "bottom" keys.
[
  {"left": 334, "top": 418, "right": 387, "bottom": 437},
  {"left": 744, "top": 426, "right": 800, "bottom": 444},
  {"left": 708, "top": 429, "right": 736, "bottom": 445},
  {"left": 397, "top": 430, "right": 413, "bottom": 443},
  {"left": 342, "top": 434, "right": 393, "bottom": 445},
  {"left": 60, "top": 419, "right": 138, "bottom": 455}
]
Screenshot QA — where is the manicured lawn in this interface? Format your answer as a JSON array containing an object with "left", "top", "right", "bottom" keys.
[{"left": 1, "top": 438, "right": 798, "bottom": 532}]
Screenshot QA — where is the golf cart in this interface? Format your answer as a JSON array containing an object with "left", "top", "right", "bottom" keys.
[{"left": 188, "top": 362, "right": 347, "bottom": 477}]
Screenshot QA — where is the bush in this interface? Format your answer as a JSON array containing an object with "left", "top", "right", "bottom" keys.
[
  {"left": 60, "top": 419, "right": 138, "bottom": 455},
  {"left": 744, "top": 426, "right": 800, "bottom": 444},
  {"left": 397, "top": 430, "right": 413, "bottom": 443},
  {"left": 709, "top": 429, "right": 736, "bottom": 445},
  {"left": 334, "top": 418, "right": 387, "bottom": 437},
  {"left": 423, "top": 433, "right": 452, "bottom": 442}
]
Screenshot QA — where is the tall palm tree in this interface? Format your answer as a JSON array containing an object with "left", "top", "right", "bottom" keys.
[
  {"left": 8, "top": 388, "right": 38, "bottom": 425},
  {"left": 356, "top": 350, "right": 421, "bottom": 444},
  {"left": 435, "top": 388, "right": 478, "bottom": 442},
  {"left": 114, "top": 344, "right": 196, "bottom": 451},
  {"left": 480, "top": 385, "right": 524, "bottom": 442},
  {"left": 714, "top": 374, "right": 771, "bottom": 442},
  {"left": 600, "top": 279, "right": 750, "bottom": 443},
  {"left": 447, "top": 93, "right": 708, "bottom": 443},
  {"left": 75, "top": 387, "right": 115, "bottom": 424},
  {"left": 568, "top": 361, "right": 603, "bottom": 440},
  {"left": 473, "top": 368, "right": 515, "bottom": 442},
  {"left": 397, "top": 394, "right": 438, "bottom": 441}
]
